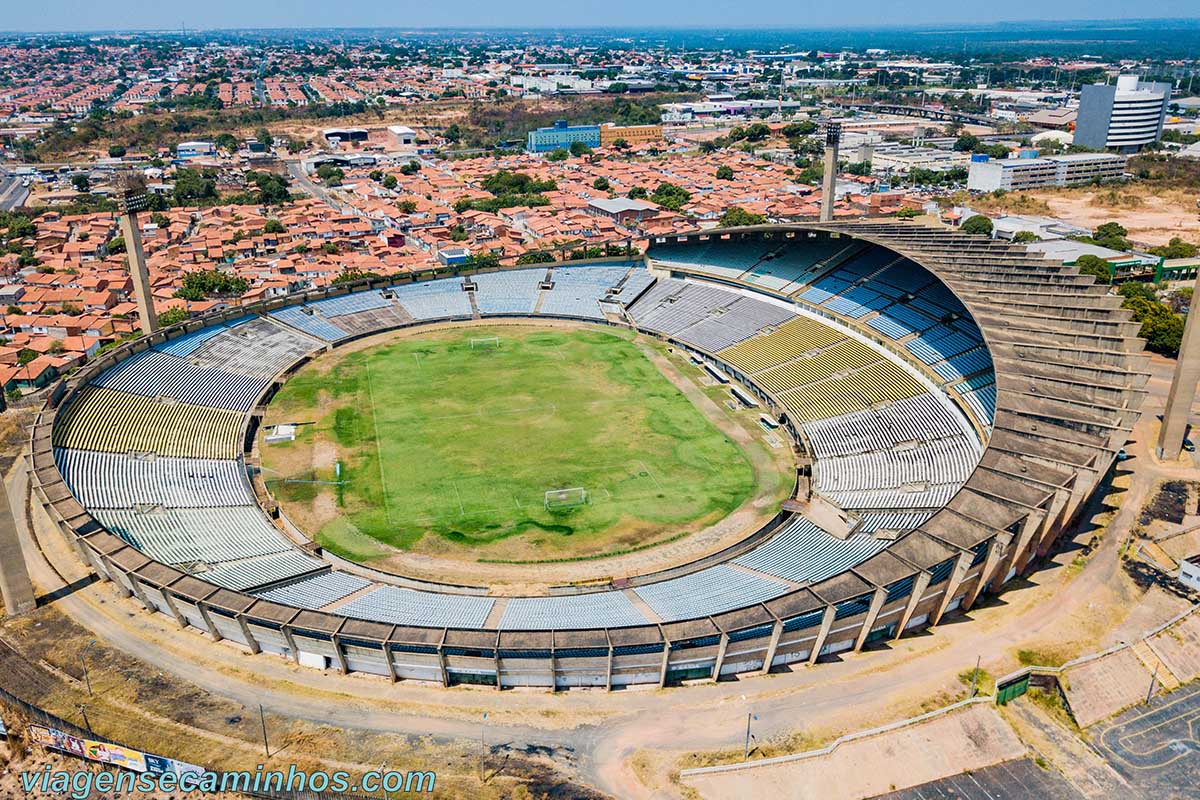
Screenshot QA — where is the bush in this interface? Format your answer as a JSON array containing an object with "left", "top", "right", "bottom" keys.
[
  {"left": 157, "top": 307, "right": 190, "bottom": 326},
  {"left": 1075, "top": 254, "right": 1112, "bottom": 284},
  {"left": 719, "top": 207, "right": 766, "bottom": 227},
  {"left": 961, "top": 215, "right": 993, "bottom": 237},
  {"left": 1012, "top": 230, "right": 1041, "bottom": 244}
]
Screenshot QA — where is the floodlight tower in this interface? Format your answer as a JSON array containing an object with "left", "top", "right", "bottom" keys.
[
  {"left": 1156, "top": 270, "right": 1200, "bottom": 459},
  {"left": 819, "top": 121, "right": 842, "bottom": 223},
  {"left": 116, "top": 173, "right": 159, "bottom": 335}
]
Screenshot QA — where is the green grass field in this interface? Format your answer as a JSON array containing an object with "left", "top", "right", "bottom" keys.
[{"left": 262, "top": 325, "right": 761, "bottom": 563}]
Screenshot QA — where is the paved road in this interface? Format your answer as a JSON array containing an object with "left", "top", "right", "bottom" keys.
[
  {"left": 1094, "top": 682, "right": 1200, "bottom": 799},
  {"left": 872, "top": 759, "right": 1084, "bottom": 800},
  {"left": 285, "top": 160, "right": 342, "bottom": 210},
  {"left": 0, "top": 173, "right": 29, "bottom": 211}
]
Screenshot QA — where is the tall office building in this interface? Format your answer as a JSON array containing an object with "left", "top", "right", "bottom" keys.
[{"left": 1074, "top": 75, "right": 1171, "bottom": 153}]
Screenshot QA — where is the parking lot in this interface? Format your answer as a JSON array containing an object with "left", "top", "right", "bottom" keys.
[
  {"left": 871, "top": 758, "right": 1084, "bottom": 799},
  {"left": 1094, "top": 682, "right": 1200, "bottom": 799}
]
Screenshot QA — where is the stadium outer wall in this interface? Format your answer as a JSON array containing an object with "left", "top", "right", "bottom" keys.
[{"left": 26, "top": 222, "right": 1148, "bottom": 690}]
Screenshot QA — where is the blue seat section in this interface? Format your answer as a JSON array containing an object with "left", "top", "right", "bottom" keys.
[
  {"left": 472, "top": 268, "right": 545, "bottom": 314},
  {"left": 270, "top": 306, "right": 349, "bottom": 341},
  {"left": 392, "top": 278, "right": 474, "bottom": 320},
  {"left": 733, "top": 516, "right": 891, "bottom": 584},
  {"left": 337, "top": 585, "right": 495, "bottom": 629},
  {"left": 498, "top": 592, "right": 650, "bottom": 630},
  {"left": 541, "top": 265, "right": 637, "bottom": 319},
  {"left": 632, "top": 564, "right": 791, "bottom": 621},
  {"left": 155, "top": 316, "right": 251, "bottom": 357},
  {"left": 932, "top": 347, "right": 993, "bottom": 382},
  {"left": 905, "top": 325, "right": 985, "bottom": 366},
  {"left": 306, "top": 290, "right": 393, "bottom": 318}
]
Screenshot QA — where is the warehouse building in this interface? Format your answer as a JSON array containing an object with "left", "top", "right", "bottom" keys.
[{"left": 966, "top": 152, "right": 1127, "bottom": 192}]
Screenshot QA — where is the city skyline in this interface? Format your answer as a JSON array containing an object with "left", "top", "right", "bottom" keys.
[{"left": 4, "top": 3, "right": 1200, "bottom": 34}]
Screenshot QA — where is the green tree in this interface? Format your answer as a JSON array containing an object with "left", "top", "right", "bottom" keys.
[
  {"left": 396, "top": 199, "right": 417, "bottom": 213},
  {"left": 516, "top": 250, "right": 555, "bottom": 265},
  {"left": 1075, "top": 254, "right": 1112, "bottom": 284},
  {"left": 263, "top": 219, "right": 286, "bottom": 234},
  {"left": 627, "top": 186, "right": 648, "bottom": 200},
  {"left": 158, "top": 306, "right": 190, "bottom": 326},
  {"left": 896, "top": 207, "right": 921, "bottom": 219},
  {"left": 719, "top": 207, "right": 767, "bottom": 227},
  {"left": 953, "top": 134, "right": 981, "bottom": 152},
  {"left": 71, "top": 174, "right": 90, "bottom": 193},
  {"left": 593, "top": 177, "right": 610, "bottom": 191},
  {"left": 716, "top": 165, "right": 734, "bottom": 180},
  {"left": 174, "top": 270, "right": 248, "bottom": 301},
  {"left": 546, "top": 148, "right": 570, "bottom": 162},
  {"left": 1012, "top": 230, "right": 1041, "bottom": 244},
  {"left": 650, "top": 182, "right": 691, "bottom": 211},
  {"left": 256, "top": 128, "right": 274, "bottom": 147},
  {"left": 107, "top": 144, "right": 126, "bottom": 158},
  {"left": 611, "top": 138, "right": 629, "bottom": 150},
  {"left": 315, "top": 164, "right": 344, "bottom": 186},
  {"left": 172, "top": 168, "right": 217, "bottom": 204},
  {"left": 382, "top": 175, "right": 398, "bottom": 189},
  {"left": 106, "top": 236, "right": 125, "bottom": 254},
  {"left": 1149, "top": 237, "right": 1198, "bottom": 259},
  {"left": 332, "top": 269, "right": 381, "bottom": 285},
  {"left": 961, "top": 215, "right": 993, "bottom": 237},
  {"left": 569, "top": 141, "right": 593, "bottom": 157}
]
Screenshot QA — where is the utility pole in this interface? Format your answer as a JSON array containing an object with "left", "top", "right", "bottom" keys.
[
  {"left": 743, "top": 712, "right": 757, "bottom": 761},
  {"left": 78, "top": 705, "right": 92, "bottom": 736},
  {"left": 1146, "top": 663, "right": 1159, "bottom": 705},
  {"left": 970, "top": 655, "right": 981, "bottom": 698},
  {"left": 80, "top": 640, "right": 96, "bottom": 696},
  {"left": 259, "top": 704, "right": 270, "bottom": 757}
]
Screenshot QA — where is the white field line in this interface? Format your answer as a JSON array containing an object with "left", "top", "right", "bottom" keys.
[{"left": 363, "top": 355, "right": 394, "bottom": 523}]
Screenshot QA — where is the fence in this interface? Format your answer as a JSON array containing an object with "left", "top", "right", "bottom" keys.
[{"left": 0, "top": 684, "right": 390, "bottom": 800}]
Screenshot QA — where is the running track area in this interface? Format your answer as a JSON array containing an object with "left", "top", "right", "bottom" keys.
[
  {"left": 871, "top": 759, "right": 1083, "bottom": 799},
  {"left": 1094, "top": 682, "right": 1200, "bottom": 799}
]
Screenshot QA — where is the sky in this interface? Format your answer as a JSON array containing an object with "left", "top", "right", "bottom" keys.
[{"left": 4, "top": 1, "right": 1199, "bottom": 33}]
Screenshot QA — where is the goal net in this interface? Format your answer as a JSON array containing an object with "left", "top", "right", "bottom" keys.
[
  {"left": 545, "top": 487, "right": 588, "bottom": 510},
  {"left": 470, "top": 336, "right": 500, "bottom": 350}
]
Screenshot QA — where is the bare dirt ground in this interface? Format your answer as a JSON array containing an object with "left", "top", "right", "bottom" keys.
[
  {"left": 682, "top": 702, "right": 1026, "bottom": 800},
  {"left": 969, "top": 185, "right": 1200, "bottom": 246}
]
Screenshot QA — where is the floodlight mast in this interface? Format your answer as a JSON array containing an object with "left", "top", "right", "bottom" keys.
[{"left": 116, "top": 172, "right": 159, "bottom": 335}]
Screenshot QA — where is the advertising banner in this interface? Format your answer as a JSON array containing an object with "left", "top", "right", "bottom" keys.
[
  {"left": 27, "top": 724, "right": 86, "bottom": 757},
  {"left": 83, "top": 739, "right": 148, "bottom": 773}
]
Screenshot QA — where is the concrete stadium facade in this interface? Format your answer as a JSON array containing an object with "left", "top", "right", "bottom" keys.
[{"left": 27, "top": 221, "right": 1147, "bottom": 690}]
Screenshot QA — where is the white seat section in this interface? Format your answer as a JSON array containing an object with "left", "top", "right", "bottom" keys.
[
  {"left": 252, "top": 571, "right": 373, "bottom": 608},
  {"left": 199, "top": 550, "right": 326, "bottom": 592},
  {"left": 188, "top": 316, "right": 320, "bottom": 379},
  {"left": 498, "top": 591, "right": 651, "bottom": 630},
  {"left": 55, "top": 447, "right": 252, "bottom": 509},
  {"left": 471, "top": 268, "right": 545, "bottom": 314},
  {"left": 91, "top": 349, "right": 270, "bottom": 412},
  {"left": 93, "top": 506, "right": 295, "bottom": 566}
]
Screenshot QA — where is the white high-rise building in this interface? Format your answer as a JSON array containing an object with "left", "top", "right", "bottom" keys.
[{"left": 1075, "top": 75, "right": 1171, "bottom": 153}]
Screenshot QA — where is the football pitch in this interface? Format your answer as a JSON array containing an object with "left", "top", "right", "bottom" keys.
[{"left": 262, "top": 325, "right": 761, "bottom": 562}]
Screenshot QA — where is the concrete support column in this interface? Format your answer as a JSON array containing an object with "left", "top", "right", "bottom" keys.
[
  {"left": 381, "top": 645, "right": 398, "bottom": 683},
  {"left": 807, "top": 605, "right": 837, "bottom": 665},
  {"left": 282, "top": 626, "right": 302, "bottom": 663},
  {"left": 853, "top": 587, "right": 888, "bottom": 652},
  {"left": 760, "top": 620, "right": 783, "bottom": 675},
  {"left": 893, "top": 572, "right": 932, "bottom": 641},
  {"left": 330, "top": 632, "right": 349, "bottom": 675},
  {"left": 657, "top": 644, "right": 671, "bottom": 688},
  {"left": 1159, "top": 271, "right": 1200, "bottom": 459},
  {"left": 932, "top": 551, "right": 975, "bottom": 626},
  {"left": 711, "top": 633, "right": 730, "bottom": 682},
  {"left": 237, "top": 615, "right": 262, "bottom": 655},
  {"left": 605, "top": 647, "right": 614, "bottom": 692}
]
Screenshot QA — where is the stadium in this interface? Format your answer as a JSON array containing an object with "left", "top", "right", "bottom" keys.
[{"left": 28, "top": 221, "right": 1146, "bottom": 690}]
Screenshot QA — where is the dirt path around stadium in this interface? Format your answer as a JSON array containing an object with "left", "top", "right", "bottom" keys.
[{"left": 8, "top": 352, "right": 1197, "bottom": 799}]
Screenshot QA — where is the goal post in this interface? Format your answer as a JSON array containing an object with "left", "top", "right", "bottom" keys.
[
  {"left": 545, "top": 487, "right": 588, "bottom": 510},
  {"left": 470, "top": 336, "right": 500, "bottom": 350}
]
